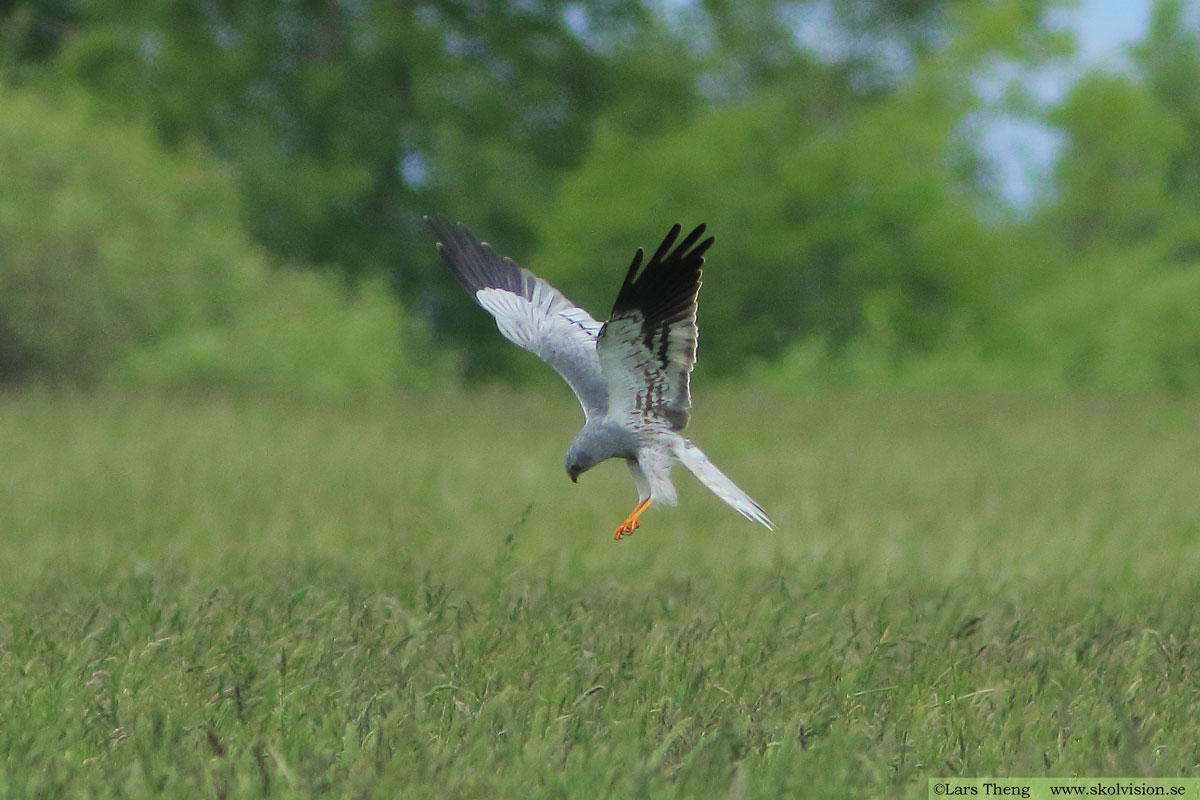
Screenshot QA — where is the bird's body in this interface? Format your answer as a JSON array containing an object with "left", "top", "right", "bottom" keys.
[{"left": 428, "top": 216, "right": 773, "bottom": 538}]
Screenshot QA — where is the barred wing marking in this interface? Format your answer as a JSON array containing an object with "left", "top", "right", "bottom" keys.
[
  {"left": 675, "top": 440, "right": 775, "bottom": 529},
  {"left": 427, "top": 216, "right": 608, "bottom": 420},
  {"left": 596, "top": 223, "right": 710, "bottom": 431}
]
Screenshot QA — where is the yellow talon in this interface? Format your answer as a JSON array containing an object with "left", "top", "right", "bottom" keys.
[{"left": 613, "top": 498, "right": 653, "bottom": 541}]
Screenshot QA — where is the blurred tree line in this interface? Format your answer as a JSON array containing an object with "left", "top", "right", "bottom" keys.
[{"left": 1, "top": 0, "right": 1198, "bottom": 394}]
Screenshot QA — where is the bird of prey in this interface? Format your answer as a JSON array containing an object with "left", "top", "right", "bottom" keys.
[{"left": 427, "top": 216, "right": 774, "bottom": 539}]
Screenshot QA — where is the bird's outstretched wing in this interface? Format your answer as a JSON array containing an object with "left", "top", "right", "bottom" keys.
[
  {"left": 427, "top": 217, "right": 609, "bottom": 420},
  {"left": 596, "top": 223, "right": 711, "bottom": 431}
]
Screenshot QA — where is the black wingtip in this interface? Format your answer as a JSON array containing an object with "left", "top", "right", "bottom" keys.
[
  {"left": 620, "top": 247, "right": 645, "bottom": 290},
  {"left": 609, "top": 223, "right": 710, "bottom": 324},
  {"left": 425, "top": 214, "right": 458, "bottom": 242},
  {"left": 649, "top": 223, "right": 682, "bottom": 267},
  {"left": 427, "top": 216, "right": 528, "bottom": 297}
]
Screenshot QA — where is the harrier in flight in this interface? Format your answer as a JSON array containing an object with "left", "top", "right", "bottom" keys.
[{"left": 428, "top": 217, "right": 773, "bottom": 539}]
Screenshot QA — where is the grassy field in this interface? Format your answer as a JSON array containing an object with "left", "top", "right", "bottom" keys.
[{"left": 1, "top": 385, "right": 1199, "bottom": 798}]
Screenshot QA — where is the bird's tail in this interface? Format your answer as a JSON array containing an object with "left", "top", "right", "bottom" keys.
[{"left": 675, "top": 439, "right": 774, "bottom": 530}]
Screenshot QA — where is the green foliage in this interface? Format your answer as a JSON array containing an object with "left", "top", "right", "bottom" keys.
[
  {"left": 2, "top": 0, "right": 1005, "bottom": 350},
  {"left": 0, "top": 0, "right": 75, "bottom": 76},
  {"left": 1048, "top": 74, "right": 1186, "bottom": 249},
  {"left": 112, "top": 273, "right": 419, "bottom": 401},
  {"left": 1134, "top": 0, "right": 1200, "bottom": 207},
  {"left": 0, "top": 85, "right": 261, "bottom": 382},
  {"left": 35, "top": 0, "right": 661, "bottom": 285},
  {"left": 1126, "top": 0, "right": 1200, "bottom": 258},
  {"left": 534, "top": 72, "right": 1001, "bottom": 369},
  {"left": 2, "top": 389, "right": 1200, "bottom": 795},
  {"left": 5, "top": 0, "right": 1200, "bottom": 394},
  {"left": 527, "top": 2, "right": 1064, "bottom": 375},
  {"left": 1015, "top": 249, "right": 1200, "bottom": 393},
  {"left": 1004, "top": 0, "right": 1200, "bottom": 393}
]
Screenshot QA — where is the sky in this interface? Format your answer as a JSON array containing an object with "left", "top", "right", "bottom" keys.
[
  {"left": 986, "top": 0, "right": 1155, "bottom": 207},
  {"left": 1071, "top": 0, "right": 1153, "bottom": 66}
]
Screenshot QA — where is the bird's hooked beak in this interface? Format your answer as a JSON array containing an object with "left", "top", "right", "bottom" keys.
[{"left": 569, "top": 472, "right": 578, "bottom": 483}]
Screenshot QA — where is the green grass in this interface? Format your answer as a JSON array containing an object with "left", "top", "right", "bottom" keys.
[{"left": 1, "top": 386, "right": 1199, "bottom": 798}]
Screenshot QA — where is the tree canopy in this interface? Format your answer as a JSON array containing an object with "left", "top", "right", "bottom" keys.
[{"left": 3, "top": 0, "right": 1200, "bottom": 391}]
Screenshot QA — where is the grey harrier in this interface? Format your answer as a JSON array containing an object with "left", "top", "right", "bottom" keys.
[{"left": 428, "top": 217, "right": 773, "bottom": 539}]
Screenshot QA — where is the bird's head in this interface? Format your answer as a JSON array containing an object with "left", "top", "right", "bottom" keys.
[{"left": 565, "top": 443, "right": 599, "bottom": 484}]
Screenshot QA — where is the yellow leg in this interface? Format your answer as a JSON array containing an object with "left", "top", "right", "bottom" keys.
[{"left": 613, "top": 498, "right": 654, "bottom": 541}]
